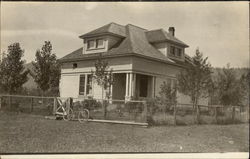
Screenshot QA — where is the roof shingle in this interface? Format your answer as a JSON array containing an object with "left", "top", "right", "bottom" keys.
[
  {"left": 60, "top": 23, "right": 189, "bottom": 67},
  {"left": 79, "top": 22, "right": 126, "bottom": 38},
  {"left": 146, "top": 29, "right": 189, "bottom": 47}
]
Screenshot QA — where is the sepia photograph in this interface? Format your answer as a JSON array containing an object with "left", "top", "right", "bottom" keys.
[{"left": 0, "top": 1, "right": 249, "bottom": 158}]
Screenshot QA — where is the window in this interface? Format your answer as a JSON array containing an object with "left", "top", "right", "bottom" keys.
[
  {"left": 79, "top": 74, "right": 93, "bottom": 95},
  {"left": 170, "top": 46, "right": 183, "bottom": 58},
  {"left": 86, "top": 75, "right": 92, "bottom": 95},
  {"left": 87, "top": 39, "right": 105, "bottom": 50},
  {"left": 79, "top": 75, "right": 85, "bottom": 95},
  {"left": 87, "top": 40, "right": 95, "bottom": 49},
  {"left": 96, "top": 39, "right": 104, "bottom": 48},
  {"left": 170, "top": 46, "right": 175, "bottom": 56},
  {"left": 177, "top": 48, "right": 182, "bottom": 57}
]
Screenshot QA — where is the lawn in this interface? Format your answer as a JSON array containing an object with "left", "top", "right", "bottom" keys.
[{"left": 0, "top": 111, "right": 249, "bottom": 153}]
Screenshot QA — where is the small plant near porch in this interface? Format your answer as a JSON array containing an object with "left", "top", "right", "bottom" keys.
[{"left": 91, "top": 55, "right": 114, "bottom": 118}]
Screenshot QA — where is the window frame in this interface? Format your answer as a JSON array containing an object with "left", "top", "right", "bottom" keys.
[
  {"left": 170, "top": 46, "right": 175, "bottom": 56},
  {"left": 86, "top": 74, "right": 93, "bottom": 95},
  {"left": 86, "top": 38, "right": 105, "bottom": 50},
  {"left": 96, "top": 39, "right": 105, "bottom": 49},
  {"left": 87, "top": 40, "right": 96, "bottom": 50},
  {"left": 79, "top": 74, "right": 93, "bottom": 96},
  {"left": 79, "top": 75, "right": 86, "bottom": 95},
  {"left": 177, "top": 48, "right": 182, "bottom": 57},
  {"left": 169, "top": 45, "right": 183, "bottom": 59}
]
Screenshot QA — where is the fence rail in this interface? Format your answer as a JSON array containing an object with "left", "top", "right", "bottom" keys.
[
  {"left": 0, "top": 94, "right": 249, "bottom": 125},
  {"left": 0, "top": 95, "right": 148, "bottom": 124}
]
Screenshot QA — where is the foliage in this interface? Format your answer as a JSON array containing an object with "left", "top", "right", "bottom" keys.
[
  {"left": 32, "top": 41, "right": 60, "bottom": 95},
  {"left": 91, "top": 55, "right": 113, "bottom": 99},
  {"left": 177, "top": 49, "right": 212, "bottom": 107},
  {"left": 156, "top": 81, "right": 177, "bottom": 113},
  {"left": 80, "top": 97, "right": 102, "bottom": 110},
  {"left": 0, "top": 43, "right": 29, "bottom": 94},
  {"left": 214, "top": 64, "right": 248, "bottom": 106}
]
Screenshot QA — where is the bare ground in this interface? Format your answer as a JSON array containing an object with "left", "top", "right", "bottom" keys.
[{"left": 0, "top": 112, "right": 249, "bottom": 153}]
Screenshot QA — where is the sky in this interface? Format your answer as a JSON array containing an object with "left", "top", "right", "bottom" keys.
[{"left": 1, "top": 2, "right": 249, "bottom": 68}]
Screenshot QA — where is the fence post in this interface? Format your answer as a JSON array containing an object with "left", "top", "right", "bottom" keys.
[
  {"left": 53, "top": 97, "right": 57, "bottom": 115},
  {"left": 143, "top": 101, "right": 147, "bottom": 123},
  {"left": 173, "top": 103, "right": 177, "bottom": 126},
  {"left": 232, "top": 106, "right": 235, "bottom": 123},
  {"left": 0, "top": 96, "right": 2, "bottom": 110},
  {"left": 196, "top": 105, "right": 200, "bottom": 124},
  {"left": 8, "top": 96, "right": 11, "bottom": 109},
  {"left": 215, "top": 106, "right": 218, "bottom": 124},
  {"left": 30, "top": 97, "right": 34, "bottom": 113}
]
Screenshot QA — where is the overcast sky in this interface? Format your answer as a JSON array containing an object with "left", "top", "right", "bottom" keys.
[{"left": 1, "top": 2, "right": 249, "bottom": 68}]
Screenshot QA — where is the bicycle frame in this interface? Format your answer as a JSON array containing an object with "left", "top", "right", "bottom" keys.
[{"left": 55, "top": 98, "right": 69, "bottom": 116}]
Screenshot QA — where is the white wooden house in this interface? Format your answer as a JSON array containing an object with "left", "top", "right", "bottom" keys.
[{"left": 59, "top": 22, "right": 208, "bottom": 104}]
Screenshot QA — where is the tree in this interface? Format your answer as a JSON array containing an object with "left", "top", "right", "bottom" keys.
[
  {"left": 177, "top": 49, "right": 212, "bottom": 123},
  {"left": 32, "top": 41, "right": 60, "bottom": 96},
  {"left": 91, "top": 55, "right": 113, "bottom": 118},
  {"left": 156, "top": 81, "right": 177, "bottom": 125},
  {"left": 215, "top": 64, "right": 247, "bottom": 107},
  {"left": 0, "top": 43, "right": 29, "bottom": 94},
  {"left": 156, "top": 81, "right": 177, "bottom": 113}
]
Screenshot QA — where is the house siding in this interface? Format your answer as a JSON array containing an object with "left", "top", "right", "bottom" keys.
[
  {"left": 60, "top": 74, "right": 80, "bottom": 98},
  {"left": 61, "top": 56, "right": 133, "bottom": 74}
]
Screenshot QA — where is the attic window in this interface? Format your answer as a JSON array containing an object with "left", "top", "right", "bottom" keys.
[
  {"left": 170, "top": 46, "right": 175, "bottom": 56},
  {"left": 87, "top": 40, "right": 95, "bottom": 49},
  {"left": 97, "top": 39, "right": 104, "bottom": 48},
  {"left": 73, "top": 63, "right": 78, "bottom": 69},
  {"left": 87, "top": 39, "right": 105, "bottom": 50},
  {"left": 177, "top": 48, "right": 182, "bottom": 57},
  {"left": 169, "top": 46, "right": 182, "bottom": 58}
]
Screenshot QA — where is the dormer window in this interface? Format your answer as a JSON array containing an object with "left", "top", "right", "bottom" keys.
[
  {"left": 87, "top": 40, "right": 95, "bottom": 49},
  {"left": 87, "top": 38, "right": 105, "bottom": 50},
  {"left": 177, "top": 48, "right": 182, "bottom": 57},
  {"left": 169, "top": 45, "right": 183, "bottom": 58},
  {"left": 170, "top": 46, "right": 175, "bottom": 56},
  {"left": 97, "top": 39, "right": 104, "bottom": 48}
]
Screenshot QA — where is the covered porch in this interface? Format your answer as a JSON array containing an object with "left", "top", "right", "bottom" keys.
[{"left": 112, "top": 73, "right": 156, "bottom": 101}]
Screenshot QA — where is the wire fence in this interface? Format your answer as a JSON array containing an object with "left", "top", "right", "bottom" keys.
[
  {"left": 0, "top": 95, "right": 56, "bottom": 116},
  {"left": 57, "top": 97, "right": 147, "bottom": 123},
  {"left": 150, "top": 103, "right": 249, "bottom": 125},
  {"left": 0, "top": 95, "right": 147, "bottom": 124},
  {"left": 0, "top": 94, "right": 249, "bottom": 125}
]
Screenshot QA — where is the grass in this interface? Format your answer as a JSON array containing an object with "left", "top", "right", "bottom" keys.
[{"left": 0, "top": 111, "right": 249, "bottom": 153}]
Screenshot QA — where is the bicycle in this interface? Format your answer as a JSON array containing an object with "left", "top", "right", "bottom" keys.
[
  {"left": 55, "top": 98, "right": 90, "bottom": 122},
  {"left": 77, "top": 107, "right": 90, "bottom": 123},
  {"left": 55, "top": 98, "right": 73, "bottom": 121}
]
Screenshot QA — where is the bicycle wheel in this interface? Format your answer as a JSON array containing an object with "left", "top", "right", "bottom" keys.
[
  {"left": 78, "top": 109, "right": 90, "bottom": 123},
  {"left": 63, "top": 108, "right": 73, "bottom": 121}
]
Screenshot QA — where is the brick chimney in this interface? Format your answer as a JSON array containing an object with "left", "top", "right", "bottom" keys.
[{"left": 168, "top": 27, "right": 175, "bottom": 36}]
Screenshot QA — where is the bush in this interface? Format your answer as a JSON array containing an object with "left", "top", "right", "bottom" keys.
[{"left": 81, "top": 97, "right": 102, "bottom": 110}]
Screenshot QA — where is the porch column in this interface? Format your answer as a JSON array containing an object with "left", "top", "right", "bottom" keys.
[
  {"left": 129, "top": 73, "right": 133, "bottom": 98},
  {"left": 109, "top": 83, "right": 113, "bottom": 100},
  {"left": 84, "top": 74, "right": 88, "bottom": 96},
  {"left": 131, "top": 73, "right": 136, "bottom": 98},
  {"left": 125, "top": 73, "right": 129, "bottom": 100},
  {"left": 152, "top": 76, "right": 156, "bottom": 98}
]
